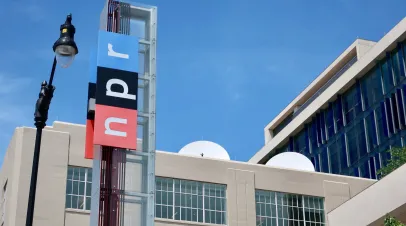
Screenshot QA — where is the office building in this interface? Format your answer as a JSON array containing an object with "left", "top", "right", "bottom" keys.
[
  {"left": 1, "top": 16, "right": 406, "bottom": 226},
  {"left": 250, "top": 17, "right": 406, "bottom": 180},
  {"left": 1, "top": 121, "right": 405, "bottom": 226}
]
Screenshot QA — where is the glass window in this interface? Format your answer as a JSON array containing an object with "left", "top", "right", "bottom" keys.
[
  {"left": 359, "top": 160, "right": 371, "bottom": 179},
  {"left": 274, "top": 114, "right": 293, "bottom": 136},
  {"left": 385, "top": 98, "right": 395, "bottom": 134},
  {"left": 66, "top": 166, "right": 92, "bottom": 211},
  {"left": 391, "top": 93, "right": 401, "bottom": 131},
  {"left": 374, "top": 153, "right": 382, "bottom": 175},
  {"left": 316, "top": 114, "right": 322, "bottom": 145},
  {"left": 357, "top": 121, "right": 368, "bottom": 159},
  {"left": 376, "top": 104, "right": 389, "bottom": 143},
  {"left": 311, "top": 156, "right": 320, "bottom": 172},
  {"left": 320, "top": 148, "right": 329, "bottom": 173},
  {"left": 337, "top": 134, "right": 348, "bottom": 171},
  {"left": 343, "top": 86, "right": 362, "bottom": 125},
  {"left": 365, "top": 112, "right": 378, "bottom": 150},
  {"left": 320, "top": 113, "right": 326, "bottom": 143},
  {"left": 396, "top": 89, "right": 406, "bottom": 126},
  {"left": 361, "top": 67, "right": 384, "bottom": 109},
  {"left": 309, "top": 120, "right": 318, "bottom": 152},
  {"left": 334, "top": 97, "right": 344, "bottom": 131},
  {"left": 403, "top": 42, "right": 406, "bottom": 73},
  {"left": 392, "top": 51, "right": 403, "bottom": 85},
  {"left": 346, "top": 121, "right": 367, "bottom": 166},
  {"left": 346, "top": 127, "right": 358, "bottom": 166},
  {"left": 369, "top": 157, "right": 377, "bottom": 179},
  {"left": 381, "top": 60, "right": 394, "bottom": 94},
  {"left": 156, "top": 177, "right": 226, "bottom": 225},
  {"left": 294, "top": 129, "right": 307, "bottom": 154},
  {"left": 325, "top": 104, "right": 335, "bottom": 139},
  {"left": 328, "top": 141, "right": 339, "bottom": 174},
  {"left": 255, "top": 190, "right": 325, "bottom": 226}
]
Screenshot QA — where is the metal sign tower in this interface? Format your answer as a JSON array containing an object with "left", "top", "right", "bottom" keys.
[{"left": 85, "top": 1, "right": 157, "bottom": 225}]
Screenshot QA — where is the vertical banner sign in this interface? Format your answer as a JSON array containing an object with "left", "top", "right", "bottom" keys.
[
  {"left": 94, "top": 30, "right": 139, "bottom": 149},
  {"left": 85, "top": 50, "right": 97, "bottom": 159}
]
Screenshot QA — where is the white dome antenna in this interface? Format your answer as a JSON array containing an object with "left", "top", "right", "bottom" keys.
[
  {"left": 179, "top": 141, "right": 230, "bottom": 160},
  {"left": 266, "top": 152, "right": 315, "bottom": 172}
]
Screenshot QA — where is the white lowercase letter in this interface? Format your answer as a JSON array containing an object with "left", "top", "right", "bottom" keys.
[
  {"left": 107, "top": 43, "right": 129, "bottom": 59},
  {"left": 106, "top": 79, "right": 136, "bottom": 100},
  {"left": 105, "top": 117, "right": 127, "bottom": 137}
]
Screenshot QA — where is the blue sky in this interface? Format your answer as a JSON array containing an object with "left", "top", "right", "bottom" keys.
[{"left": 0, "top": 0, "right": 405, "bottom": 166}]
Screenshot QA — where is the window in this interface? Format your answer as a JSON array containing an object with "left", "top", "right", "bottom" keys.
[
  {"left": 155, "top": 177, "right": 226, "bottom": 225},
  {"left": 333, "top": 96, "right": 344, "bottom": 132},
  {"left": 381, "top": 60, "right": 394, "bottom": 94},
  {"left": 346, "top": 121, "right": 367, "bottom": 166},
  {"left": 365, "top": 112, "right": 378, "bottom": 149},
  {"left": 392, "top": 50, "right": 403, "bottom": 85},
  {"left": 325, "top": 104, "right": 335, "bottom": 139},
  {"left": 274, "top": 114, "right": 293, "bottom": 136},
  {"left": 343, "top": 85, "right": 362, "bottom": 125},
  {"left": 256, "top": 190, "right": 325, "bottom": 226},
  {"left": 396, "top": 89, "right": 406, "bottom": 126},
  {"left": 391, "top": 93, "right": 401, "bottom": 131},
  {"left": 359, "top": 160, "right": 371, "bottom": 179},
  {"left": 328, "top": 141, "right": 339, "bottom": 174},
  {"left": 376, "top": 104, "right": 388, "bottom": 144},
  {"left": 294, "top": 129, "right": 307, "bottom": 154},
  {"left": 320, "top": 148, "right": 329, "bottom": 173},
  {"left": 309, "top": 120, "right": 318, "bottom": 152},
  {"left": 336, "top": 134, "right": 348, "bottom": 171},
  {"left": 361, "top": 67, "right": 384, "bottom": 109},
  {"left": 66, "top": 166, "right": 92, "bottom": 211}
]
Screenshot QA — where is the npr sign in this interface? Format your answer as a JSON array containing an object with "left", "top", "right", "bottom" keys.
[{"left": 92, "top": 30, "right": 139, "bottom": 150}]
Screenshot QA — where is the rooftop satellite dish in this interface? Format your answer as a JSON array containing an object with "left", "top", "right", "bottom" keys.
[
  {"left": 179, "top": 141, "right": 230, "bottom": 160},
  {"left": 266, "top": 152, "right": 315, "bottom": 172}
]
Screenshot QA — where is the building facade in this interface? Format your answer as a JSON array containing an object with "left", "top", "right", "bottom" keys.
[
  {"left": 0, "top": 121, "right": 379, "bottom": 226},
  {"left": 250, "top": 17, "right": 406, "bottom": 180}
]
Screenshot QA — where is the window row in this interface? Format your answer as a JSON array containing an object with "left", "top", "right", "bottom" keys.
[
  {"left": 64, "top": 173, "right": 327, "bottom": 226},
  {"left": 155, "top": 177, "right": 227, "bottom": 225},
  {"left": 256, "top": 190, "right": 325, "bottom": 226},
  {"left": 274, "top": 41, "right": 406, "bottom": 179}
]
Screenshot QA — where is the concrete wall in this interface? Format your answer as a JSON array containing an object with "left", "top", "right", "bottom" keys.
[
  {"left": 328, "top": 164, "right": 406, "bottom": 226},
  {"left": 155, "top": 151, "right": 375, "bottom": 226},
  {"left": 0, "top": 127, "right": 71, "bottom": 226},
  {"left": 0, "top": 122, "right": 377, "bottom": 226}
]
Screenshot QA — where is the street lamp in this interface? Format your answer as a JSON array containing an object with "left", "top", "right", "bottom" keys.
[{"left": 26, "top": 14, "right": 78, "bottom": 226}]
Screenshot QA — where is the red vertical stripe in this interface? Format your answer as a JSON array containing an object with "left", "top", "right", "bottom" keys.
[{"left": 85, "top": 119, "right": 95, "bottom": 159}]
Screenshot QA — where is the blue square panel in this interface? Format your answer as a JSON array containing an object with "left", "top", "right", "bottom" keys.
[{"left": 97, "top": 30, "right": 138, "bottom": 73}]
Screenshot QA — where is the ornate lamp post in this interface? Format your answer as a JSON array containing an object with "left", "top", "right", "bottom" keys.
[{"left": 26, "top": 14, "right": 79, "bottom": 226}]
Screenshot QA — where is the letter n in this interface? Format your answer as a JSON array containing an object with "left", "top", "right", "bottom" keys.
[{"left": 93, "top": 104, "right": 137, "bottom": 149}]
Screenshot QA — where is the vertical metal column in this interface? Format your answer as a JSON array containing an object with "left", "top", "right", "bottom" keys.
[
  {"left": 144, "top": 5, "right": 157, "bottom": 225},
  {"left": 95, "top": 1, "right": 157, "bottom": 226}
]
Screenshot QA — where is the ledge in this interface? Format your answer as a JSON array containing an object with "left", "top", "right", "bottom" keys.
[
  {"left": 155, "top": 218, "right": 222, "bottom": 226},
  {"left": 65, "top": 208, "right": 91, "bottom": 215}
]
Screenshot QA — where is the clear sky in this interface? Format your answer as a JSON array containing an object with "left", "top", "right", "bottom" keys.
[{"left": 0, "top": 0, "right": 405, "bottom": 166}]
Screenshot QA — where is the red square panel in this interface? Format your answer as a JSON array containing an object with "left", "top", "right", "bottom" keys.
[{"left": 94, "top": 104, "right": 137, "bottom": 149}]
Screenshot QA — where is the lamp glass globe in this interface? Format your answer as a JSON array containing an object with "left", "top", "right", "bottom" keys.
[{"left": 55, "top": 45, "right": 76, "bottom": 68}]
